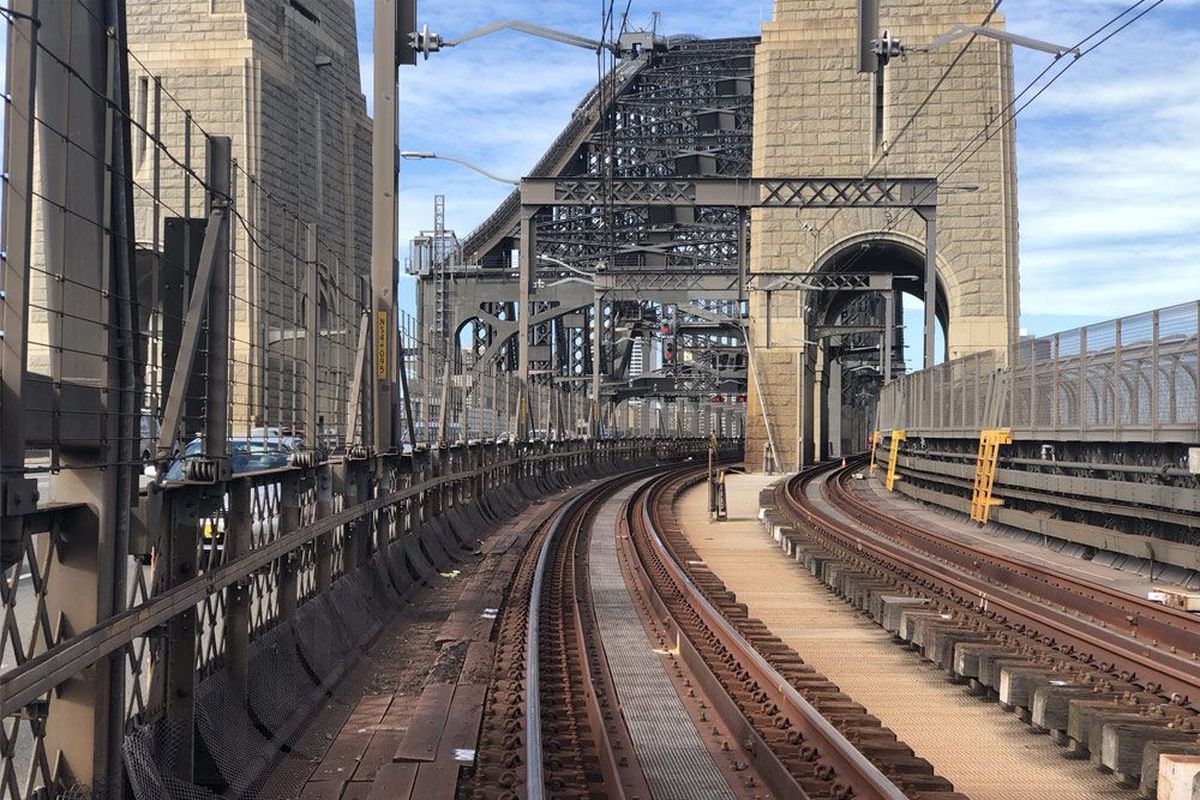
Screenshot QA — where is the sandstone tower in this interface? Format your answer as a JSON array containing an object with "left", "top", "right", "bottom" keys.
[
  {"left": 124, "top": 0, "right": 373, "bottom": 431},
  {"left": 746, "top": 0, "right": 1020, "bottom": 471}
]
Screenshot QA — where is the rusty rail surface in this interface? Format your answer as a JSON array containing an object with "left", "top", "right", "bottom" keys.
[
  {"left": 627, "top": 467, "right": 963, "bottom": 800},
  {"left": 3, "top": 438, "right": 730, "bottom": 799},
  {"left": 780, "top": 460, "right": 1200, "bottom": 708},
  {"left": 471, "top": 460, "right": 706, "bottom": 799}
]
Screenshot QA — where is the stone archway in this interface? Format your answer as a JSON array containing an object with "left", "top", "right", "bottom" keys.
[{"left": 745, "top": 0, "right": 1020, "bottom": 472}]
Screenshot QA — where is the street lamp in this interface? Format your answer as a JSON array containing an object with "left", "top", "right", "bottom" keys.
[
  {"left": 399, "top": 150, "right": 520, "bottom": 186},
  {"left": 537, "top": 254, "right": 598, "bottom": 282},
  {"left": 408, "top": 19, "right": 659, "bottom": 61}
]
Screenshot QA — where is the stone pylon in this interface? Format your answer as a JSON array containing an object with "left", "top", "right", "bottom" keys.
[
  {"left": 119, "top": 0, "right": 373, "bottom": 435},
  {"left": 746, "top": 0, "right": 1020, "bottom": 472}
]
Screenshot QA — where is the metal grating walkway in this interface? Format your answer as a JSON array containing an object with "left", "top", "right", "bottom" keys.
[{"left": 588, "top": 483, "right": 736, "bottom": 800}]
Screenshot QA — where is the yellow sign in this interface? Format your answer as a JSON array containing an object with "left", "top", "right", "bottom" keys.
[{"left": 375, "top": 311, "right": 388, "bottom": 379}]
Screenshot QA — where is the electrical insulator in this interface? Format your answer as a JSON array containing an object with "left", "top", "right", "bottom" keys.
[{"left": 871, "top": 30, "right": 904, "bottom": 65}]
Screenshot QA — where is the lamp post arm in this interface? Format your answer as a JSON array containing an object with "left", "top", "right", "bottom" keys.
[
  {"left": 926, "top": 24, "right": 1080, "bottom": 57},
  {"left": 399, "top": 149, "right": 520, "bottom": 186},
  {"left": 443, "top": 21, "right": 610, "bottom": 54}
]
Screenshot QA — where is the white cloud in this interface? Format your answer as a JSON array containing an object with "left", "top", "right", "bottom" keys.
[
  {"left": 1005, "top": 0, "right": 1200, "bottom": 323},
  {"left": 355, "top": 0, "right": 1200, "bottom": 328}
]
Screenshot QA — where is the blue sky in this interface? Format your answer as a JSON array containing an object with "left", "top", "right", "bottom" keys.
[{"left": 358, "top": 1, "right": 1200, "bottom": 342}]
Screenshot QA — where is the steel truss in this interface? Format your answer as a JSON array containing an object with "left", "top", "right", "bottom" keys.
[
  {"left": 418, "top": 38, "right": 758, "bottom": 432},
  {"left": 420, "top": 34, "right": 939, "bottom": 439}
]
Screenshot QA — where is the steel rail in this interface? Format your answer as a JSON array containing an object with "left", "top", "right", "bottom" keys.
[
  {"left": 522, "top": 464, "right": 672, "bottom": 799},
  {"left": 633, "top": 468, "right": 910, "bottom": 800},
  {"left": 0, "top": 441, "right": 658, "bottom": 714},
  {"left": 827, "top": 464, "right": 1200, "bottom": 658},
  {"left": 778, "top": 462, "right": 1200, "bottom": 708}
]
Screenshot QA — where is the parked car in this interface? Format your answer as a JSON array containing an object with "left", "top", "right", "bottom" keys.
[
  {"left": 162, "top": 437, "right": 292, "bottom": 482},
  {"left": 139, "top": 412, "right": 160, "bottom": 463},
  {"left": 162, "top": 437, "right": 292, "bottom": 552},
  {"left": 248, "top": 426, "right": 305, "bottom": 452}
]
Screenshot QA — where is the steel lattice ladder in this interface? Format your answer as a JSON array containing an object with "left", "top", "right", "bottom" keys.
[{"left": 970, "top": 428, "right": 1012, "bottom": 524}]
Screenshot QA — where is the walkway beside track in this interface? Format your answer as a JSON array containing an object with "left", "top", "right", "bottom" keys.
[
  {"left": 588, "top": 483, "right": 737, "bottom": 800},
  {"left": 284, "top": 485, "right": 590, "bottom": 800},
  {"left": 675, "top": 471, "right": 1128, "bottom": 800}
]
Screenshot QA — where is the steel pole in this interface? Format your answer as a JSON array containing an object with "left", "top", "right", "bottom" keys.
[
  {"left": 0, "top": 0, "right": 38, "bottom": 569},
  {"left": 371, "top": 0, "right": 399, "bottom": 452},
  {"left": 883, "top": 285, "right": 894, "bottom": 384},
  {"left": 304, "top": 222, "right": 319, "bottom": 451},
  {"left": 517, "top": 204, "right": 536, "bottom": 439},
  {"left": 592, "top": 291, "right": 603, "bottom": 438},
  {"left": 920, "top": 206, "right": 938, "bottom": 370}
]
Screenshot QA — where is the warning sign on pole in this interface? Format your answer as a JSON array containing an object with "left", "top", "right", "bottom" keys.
[{"left": 375, "top": 311, "right": 388, "bottom": 379}]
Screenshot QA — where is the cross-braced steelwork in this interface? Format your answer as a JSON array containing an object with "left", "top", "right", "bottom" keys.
[
  {"left": 417, "top": 37, "right": 759, "bottom": 439},
  {"left": 0, "top": 5, "right": 720, "bottom": 799}
]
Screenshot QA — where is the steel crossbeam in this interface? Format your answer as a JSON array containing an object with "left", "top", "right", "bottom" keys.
[{"left": 521, "top": 177, "right": 937, "bottom": 209}]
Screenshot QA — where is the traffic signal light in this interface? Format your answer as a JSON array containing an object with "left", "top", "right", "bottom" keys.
[{"left": 661, "top": 319, "right": 676, "bottom": 365}]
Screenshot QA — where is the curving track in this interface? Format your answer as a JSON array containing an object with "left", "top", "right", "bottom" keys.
[
  {"left": 468, "top": 463, "right": 977, "bottom": 800},
  {"left": 778, "top": 460, "right": 1200, "bottom": 710},
  {"left": 461, "top": 456, "right": 1200, "bottom": 799},
  {"left": 763, "top": 458, "right": 1200, "bottom": 793}
]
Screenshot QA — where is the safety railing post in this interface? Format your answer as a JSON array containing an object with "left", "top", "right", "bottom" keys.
[
  {"left": 159, "top": 486, "right": 202, "bottom": 782},
  {"left": 225, "top": 479, "right": 253, "bottom": 694},
  {"left": 1150, "top": 310, "right": 1160, "bottom": 439},
  {"left": 278, "top": 472, "right": 302, "bottom": 621},
  {"left": 315, "top": 463, "right": 335, "bottom": 586},
  {"left": 1080, "top": 326, "right": 1089, "bottom": 438}
]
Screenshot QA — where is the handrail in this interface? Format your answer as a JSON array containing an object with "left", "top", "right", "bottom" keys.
[{"left": 2, "top": 439, "right": 718, "bottom": 715}]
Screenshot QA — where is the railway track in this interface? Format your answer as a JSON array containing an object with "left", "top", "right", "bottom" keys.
[
  {"left": 468, "top": 471, "right": 663, "bottom": 799},
  {"left": 769, "top": 458, "right": 1200, "bottom": 790},
  {"left": 468, "top": 464, "right": 974, "bottom": 799}
]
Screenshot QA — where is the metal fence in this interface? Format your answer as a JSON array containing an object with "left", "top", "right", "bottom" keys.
[
  {"left": 0, "top": 4, "right": 742, "bottom": 799},
  {"left": 878, "top": 301, "right": 1200, "bottom": 443}
]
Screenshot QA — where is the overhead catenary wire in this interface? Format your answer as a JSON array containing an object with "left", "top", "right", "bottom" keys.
[
  {"left": 817, "top": 1, "right": 1005, "bottom": 240},
  {"left": 827, "top": 0, "right": 1166, "bottom": 312}
]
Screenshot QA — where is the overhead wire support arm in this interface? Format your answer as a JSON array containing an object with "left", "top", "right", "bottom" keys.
[
  {"left": 411, "top": 20, "right": 616, "bottom": 60},
  {"left": 924, "top": 24, "right": 1081, "bottom": 58},
  {"left": 411, "top": 19, "right": 661, "bottom": 61},
  {"left": 442, "top": 20, "right": 608, "bottom": 53}
]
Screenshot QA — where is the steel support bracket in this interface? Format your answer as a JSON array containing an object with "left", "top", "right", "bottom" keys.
[
  {"left": 288, "top": 449, "right": 320, "bottom": 470},
  {"left": 15, "top": 698, "right": 50, "bottom": 721},
  {"left": 2, "top": 476, "right": 40, "bottom": 516},
  {"left": 183, "top": 456, "right": 229, "bottom": 484}
]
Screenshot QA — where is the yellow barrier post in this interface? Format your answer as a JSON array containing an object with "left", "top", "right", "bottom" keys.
[
  {"left": 885, "top": 430, "right": 906, "bottom": 492},
  {"left": 868, "top": 430, "right": 881, "bottom": 475}
]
